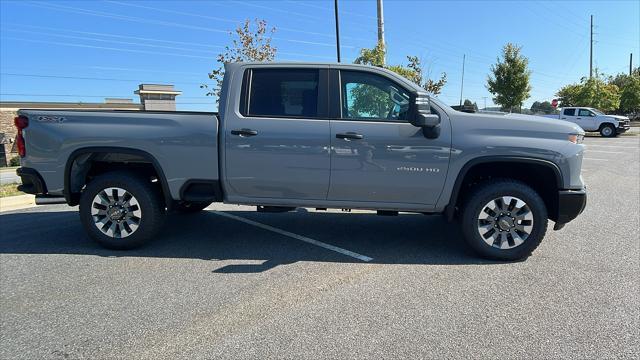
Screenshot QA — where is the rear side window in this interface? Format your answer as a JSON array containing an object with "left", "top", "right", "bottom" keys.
[
  {"left": 243, "top": 69, "right": 319, "bottom": 118},
  {"left": 563, "top": 108, "right": 576, "bottom": 116}
]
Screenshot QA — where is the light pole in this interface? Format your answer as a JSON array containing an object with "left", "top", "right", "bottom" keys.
[{"left": 334, "top": 0, "right": 341, "bottom": 63}]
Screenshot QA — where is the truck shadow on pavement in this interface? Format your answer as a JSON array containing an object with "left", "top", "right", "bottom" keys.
[{"left": 0, "top": 208, "right": 504, "bottom": 272}]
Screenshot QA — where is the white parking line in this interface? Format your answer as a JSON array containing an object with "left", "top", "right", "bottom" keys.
[
  {"left": 213, "top": 211, "right": 374, "bottom": 262},
  {"left": 585, "top": 150, "right": 624, "bottom": 154},
  {"left": 586, "top": 145, "right": 638, "bottom": 149},
  {"left": 583, "top": 157, "right": 608, "bottom": 161}
]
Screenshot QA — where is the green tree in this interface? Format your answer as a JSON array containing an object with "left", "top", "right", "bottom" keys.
[
  {"left": 619, "top": 75, "right": 640, "bottom": 113},
  {"left": 556, "top": 83, "right": 581, "bottom": 107},
  {"left": 354, "top": 42, "right": 447, "bottom": 95},
  {"left": 556, "top": 71, "right": 620, "bottom": 112},
  {"left": 487, "top": 43, "right": 532, "bottom": 112},
  {"left": 530, "top": 100, "right": 554, "bottom": 114},
  {"left": 351, "top": 42, "right": 447, "bottom": 117},
  {"left": 203, "top": 19, "right": 276, "bottom": 100},
  {"left": 609, "top": 68, "right": 640, "bottom": 114},
  {"left": 354, "top": 41, "right": 386, "bottom": 67},
  {"left": 463, "top": 99, "right": 478, "bottom": 111}
]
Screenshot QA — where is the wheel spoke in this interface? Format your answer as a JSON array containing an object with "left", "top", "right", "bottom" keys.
[
  {"left": 478, "top": 196, "right": 533, "bottom": 250},
  {"left": 91, "top": 187, "right": 142, "bottom": 239}
]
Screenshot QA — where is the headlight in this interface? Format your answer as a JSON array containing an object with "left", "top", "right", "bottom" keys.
[{"left": 568, "top": 134, "right": 584, "bottom": 144}]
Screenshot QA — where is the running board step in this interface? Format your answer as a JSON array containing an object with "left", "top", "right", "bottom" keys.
[
  {"left": 35, "top": 195, "right": 67, "bottom": 205},
  {"left": 257, "top": 206, "right": 296, "bottom": 213}
]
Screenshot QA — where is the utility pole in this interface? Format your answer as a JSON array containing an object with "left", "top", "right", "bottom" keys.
[
  {"left": 589, "top": 15, "right": 593, "bottom": 78},
  {"left": 482, "top": 96, "right": 488, "bottom": 110},
  {"left": 459, "top": 54, "right": 466, "bottom": 106},
  {"left": 376, "top": 0, "right": 385, "bottom": 64},
  {"left": 631, "top": 53, "right": 634, "bottom": 75},
  {"left": 334, "top": 0, "right": 341, "bottom": 63}
]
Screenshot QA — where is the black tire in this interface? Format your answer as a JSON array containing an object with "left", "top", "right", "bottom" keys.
[
  {"left": 79, "top": 171, "right": 165, "bottom": 250},
  {"left": 173, "top": 201, "right": 211, "bottom": 213},
  {"left": 461, "top": 179, "right": 548, "bottom": 261},
  {"left": 599, "top": 123, "right": 616, "bottom": 137}
]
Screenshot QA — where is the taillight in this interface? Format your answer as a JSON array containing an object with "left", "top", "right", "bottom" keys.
[{"left": 14, "top": 115, "right": 28, "bottom": 157}]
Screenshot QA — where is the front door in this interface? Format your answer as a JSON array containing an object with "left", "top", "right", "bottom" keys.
[
  {"left": 224, "top": 67, "right": 331, "bottom": 201},
  {"left": 576, "top": 108, "right": 596, "bottom": 131},
  {"left": 328, "top": 70, "right": 451, "bottom": 207}
]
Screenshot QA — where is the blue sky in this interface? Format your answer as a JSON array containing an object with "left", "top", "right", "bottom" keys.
[{"left": 1, "top": 0, "right": 638, "bottom": 111}]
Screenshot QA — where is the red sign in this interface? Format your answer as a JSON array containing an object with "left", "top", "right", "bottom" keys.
[{"left": 551, "top": 99, "right": 559, "bottom": 108}]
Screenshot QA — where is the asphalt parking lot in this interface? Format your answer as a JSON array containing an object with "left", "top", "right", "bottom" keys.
[{"left": 1, "top": 133, "right": 639, "bottom": 359}]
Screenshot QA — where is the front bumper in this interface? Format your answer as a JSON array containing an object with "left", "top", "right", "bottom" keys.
[
  {"left": 16, "top": 167, "right": 47, "bottom": 194},
  {"left": 553, "top": 188, "right": 587, "bottom": 230},
  {"left": 617, "top": 121, "right": 631, "bottom": 133}
]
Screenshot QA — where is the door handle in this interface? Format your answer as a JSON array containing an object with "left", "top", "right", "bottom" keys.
[
  {"left": 231, "top": 128, "right": 258, "bottom": 137},
  {"left": 576, "top": 117, "right": 582, "bottom": 120},
  {"left": 336, "top": 132, "right": 364, "bottom": 140},
  {"left": 561, "top": 117, "right": 567, "bottom": 119}
]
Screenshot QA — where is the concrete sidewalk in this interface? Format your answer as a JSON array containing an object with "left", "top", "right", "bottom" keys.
[{"left": 0, "top": 194, "right": 34, "bottom": 212}]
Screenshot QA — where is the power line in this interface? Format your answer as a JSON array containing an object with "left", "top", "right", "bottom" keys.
[
  {"left": 284, "top": 0, "right": 378, "bottom": 20},
  {"left": 3, "top": 25, "right": 337, "bottom": 60},
  {"left": 5, "top": 29, "right": 218, "bottom": 55},
  {"left": 0, "top": 72, "right": 215, "bottom": 86},
  {"left": 21, "top": 1, "right": 360, "bottom": 49},
  {"left": 0, "top": 36, "right": 334, "bottom": 63},
  {"left": 0, "top": 93, "right": 213, "bottom": 99},
  {"left": 106, "top": 0, "right": 372, "bottom": 42}
]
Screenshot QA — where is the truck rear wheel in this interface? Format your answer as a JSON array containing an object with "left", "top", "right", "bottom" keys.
[
  {"left": 79, "top": 171, "right": 165, "bottom": 250},
  {"left": 599, "top": 124, "right": 616, "bottom": 137},
  {"left": 461, "top": 179, "right": 548, "bottom": 261}
]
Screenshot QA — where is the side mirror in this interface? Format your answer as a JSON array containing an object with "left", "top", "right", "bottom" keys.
[
  {"left": 410, "top": 112, "right": 440, "bottom": 128},
  {"left": 412, "top": 94, "right": 441, "bottom": 138}
]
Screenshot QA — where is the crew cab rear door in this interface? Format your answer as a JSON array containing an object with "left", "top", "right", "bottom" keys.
[
  {"left": 326, "top": 69, "right": 451, "bottom": 208},
  {"left": 223, "top": 66, "right": 331, "bottom": 202}
]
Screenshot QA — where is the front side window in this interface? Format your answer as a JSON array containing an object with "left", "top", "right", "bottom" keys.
[
  {"left": 578, "top": 109, "right": 593, "bottom": 116},
  {"left": 563, "top": 108, "right": 576, "bottom": 116},
  {"left": 245, "top": 69, "right": 319, "bottom": 118},
  {"left": 340, "top": 70, "right": 411, "bottom": 121}
]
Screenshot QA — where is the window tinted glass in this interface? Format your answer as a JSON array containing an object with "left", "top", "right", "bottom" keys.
[
  {"left": 578, "top": 109, "right": 592, "bottom": 116},
  {"left": 340, "top": 70, "right": 411, "bottom": 121},
  {"left": 246, "top": 69, "right": 319, "bottom": 118},
  {"left": 563, "top": 108, "right": 576, "bottom": 116}
]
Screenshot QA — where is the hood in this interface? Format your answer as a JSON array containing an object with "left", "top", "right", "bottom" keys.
[
  {"left": 605, "top": 115, "right": 629, "bottom": 121},
  {"left": 455, "top": 111, "right": 585, "bottom": 135}
]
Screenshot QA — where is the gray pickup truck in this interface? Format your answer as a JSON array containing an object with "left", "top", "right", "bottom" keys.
[{"left": 14, "top": 62, "right": 587, "bottom": 260}]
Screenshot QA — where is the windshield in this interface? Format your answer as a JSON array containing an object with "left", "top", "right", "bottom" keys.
[{"left": 591, "top": 108, "right": 605, "bottom": 115}]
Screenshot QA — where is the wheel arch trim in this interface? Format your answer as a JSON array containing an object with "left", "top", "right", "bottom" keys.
[
  {"left": 444, "top": 156, "right": 563, "bottom": 221},
  {"left": 64, "top": 146, "right": 172, "bottom": 207}
]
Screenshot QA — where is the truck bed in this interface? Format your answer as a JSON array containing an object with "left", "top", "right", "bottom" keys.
[{"left": 18, "top": 109, "right": 220, "bottom": 202}]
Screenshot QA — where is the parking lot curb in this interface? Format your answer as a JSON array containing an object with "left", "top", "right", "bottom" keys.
[{"left": 0, "top": 194, "right": 35, "bottom": 212}]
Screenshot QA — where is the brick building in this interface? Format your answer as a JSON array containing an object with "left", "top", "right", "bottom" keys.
[{"left": 0, "top": 84, "right": 181, "bottom": 166}]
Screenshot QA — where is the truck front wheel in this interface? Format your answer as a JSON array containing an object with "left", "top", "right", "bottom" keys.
[
  {"left": 599, "top": 124, "right": 616, "bottom": 137},
  {"left": 461, "top": 179, "right": 548, "bottom": 261},
  {"left": 79, "top": 171, "right": 165, "bottom": 250}
]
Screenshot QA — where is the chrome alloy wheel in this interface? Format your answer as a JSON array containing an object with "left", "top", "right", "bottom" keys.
[
  {"left": 91, "top": 187, "right": 142, "bottom": 238},
  {"left": 477, "top": 196, "right": 533, "bottom": 249},
  {"left": 601, "top": 126, "right": 614, "bottom": 137}
]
